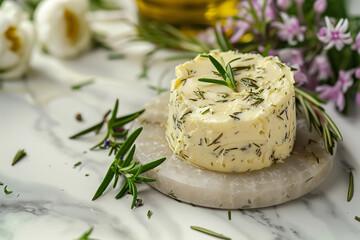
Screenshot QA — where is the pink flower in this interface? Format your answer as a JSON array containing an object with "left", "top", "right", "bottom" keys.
[
  {"left": 351, "top": 32, "right": 360, "bottom": 54},
  {"left": 356, "top": 68, "right": 360, "bottom": 78},
  {"left": 338, "top": 69, "right": 354, "bottom": 92},
  {"left": 276, "top": 0, "right": 291, "bottom": 10},
  {"left": 198, "top": 27, "right": 216, "bottom": 46},
  {"left": 315, "top": 69, "right": 356, "bottom": 111},
  {"left": 225, "top": 17, "right": 250, "bottom": 43},
  {"left": 317, "top": 17, "right": 352, "bottom": 50},
  {"left": 309, "top": 55, "right": 333, "bottom": 80},
  {"left": 272, "top": 12, "right": 306, "bottom": 46},
  {"left": 277, "top": 48, "right": 308, "bottom": 85},
  {"left": 316, "top": 84, "right": 345, "bottom": 110},
  {"left": 314, "top": 0, "right": 327, "bottom": 14}
]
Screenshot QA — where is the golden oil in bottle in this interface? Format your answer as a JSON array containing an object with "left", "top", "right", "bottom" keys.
[{"left": 136, "top": 0, "right": 238, "bottom": 29}]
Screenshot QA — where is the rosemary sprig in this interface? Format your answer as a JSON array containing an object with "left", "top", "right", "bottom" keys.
[
  {"left": 69, "top": 99, "right": 144, "bottom": 151},
  {"left": 198, "top": 55, "right": 241, "bottom": 92},
  {"left": 295, "top": 86, "right": 343, "bottom": 155},
  {"left": 12, "top": 149, "right": 26, "bottom": 166},
  {"left": 75, "top": 227, "right": 96, "bottom": 240},
  {"left": 190, "top": 226, "right": 231, "bottom": 240},
  {"left": 92, "top": 127, "right": 166, "bottom": 209},
  {"left": 135, "top": 15, "right": 211, "bottom": 53},
  {"left": 348, "top": 171, "right": 354, "bottom": 202},
  {"left": 71, "top": 79, "right": 95, "bottom": 90}
]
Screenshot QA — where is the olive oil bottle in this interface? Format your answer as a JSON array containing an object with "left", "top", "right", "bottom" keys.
[{"left": 136, "top": 0, "right": 238, "bottom": 29}]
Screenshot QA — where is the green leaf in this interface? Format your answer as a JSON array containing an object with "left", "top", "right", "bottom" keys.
[
  {"left": 207, "top": 55, "right": 227, "bottom": 80},
  {"left": 4, "top": 185, "right": 13, "bottom": 195},
  {"left": 128, "top": 157, "right": 166, "bottom": 175},
  {"left": 112, "top": 110, "right": 145, "bottom": 128},
  {"left": 71, "top": 79, "right": 94, "bottom": 90},
  {"left": 198, "top": 78, "right": 229, "bottom": 87},
  {"left": 115, "top": 181, "right": 129, "bottom": 199},
  {"left": 92, "top": 162, "right": 116, "bottom": 200},
  {"left": 122, "top": 145, "right": 136, "bottom": 167},
  {"left": 69, "top": 122, "right": 104, "bottom": 139},
  {"left": 12, "top": 149, "right": 26, "bottom": 166},
  {"left": 190, "top": 226, "right": 231, "bottom": 240},
  {"left": 115, "top": 127, "right": 143, "bottom": 161}
]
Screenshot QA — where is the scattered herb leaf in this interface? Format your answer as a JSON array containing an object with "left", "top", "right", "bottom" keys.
[
  {"left": 347, "top": 171, "right": 354, "bottom": 202},
  {"left": 4, "top": 185, "right": 13, "bottom": 194},
  {"left": 75, "top": 227, "right": 96, "bottom": 240},
  {"left": 228, "top": 210, "right": 231, "bottom": 220},
  {"left": 190, "top": 226, "right": 231, "bottom": 240},
  {"left": 147, "top": 210, "right": 153, "bottom": 219},
  {"left": 12, "top": 149, "right": 26, "bottom": 166},
  {"left": 71, "top": 79, "right": 95, "bottom": 90},
  {"left": 108, "top": 53, "right": 125, "bottom": 60},
  {"left": 74, "top": 161, "right": 82, "bottom": 168},
  {"left": 355, "top": 216, "right": 360, "bottom": 222}
]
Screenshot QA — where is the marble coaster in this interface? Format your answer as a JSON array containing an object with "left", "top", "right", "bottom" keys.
[{"left": 131, "top": 93, "right": 335, "bottom": 209}]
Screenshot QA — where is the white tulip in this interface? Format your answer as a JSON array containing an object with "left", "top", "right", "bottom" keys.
[
  {"left": 0, "top": 1, "right": 35, "bottom": 80},
  {"left": 35, "top": 0, "right": 91, "bottom": 59}
]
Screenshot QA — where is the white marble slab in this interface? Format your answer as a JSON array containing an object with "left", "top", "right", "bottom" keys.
[{"left": 1, "top": 1, "right": 360, "bottom": 239}]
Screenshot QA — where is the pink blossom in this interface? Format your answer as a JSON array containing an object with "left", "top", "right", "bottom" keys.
[
  {"left": 351, "top": 32, "right": 360, "bottom": 54},
  {"left": 276, "top": 0, "right": 291, "bottom": 10},
  {"left": 277, "top": 48, "right": 304, "bottom": 66},
  {"left": 198, "top": 27, "right": 216, "bottom": 46},
  {"left": 277, "top": 48, "right": 308, "bottom": 85},
  {"left": 317, "top": 17, "right": 352, "bottom": 50},
  {"left": 316, "top": 84, "right": 345, "bottom": 110},
  {"left": 309, "top": 55, "right": 333, "bottom": 80},
  {"left": 356, "top": 68, "right": 360, "bottom": 78},
  {"left": 225, "top": 17, "right": 250, "bottom": 43},
  {"left": 314, "top": 0, "right": 327, "bottom": 14},
  {"left": 338, "top": 69, "right": 355, "bottom": 92},
  {"left": 315, "top": 69, "right": 356, "bottom": 111},
  {"left": 272, "top": 12, "right": 306, "bottom": 46}
]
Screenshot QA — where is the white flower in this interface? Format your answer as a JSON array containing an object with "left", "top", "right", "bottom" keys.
[
  {"left": 317, "top": 17, "right": 352, "bottom": 51},
  {"left": 34, "top": 0, "right": 91, "bottom": 58},
  {"left": 0, "top": 1, "right": 35, "bottom": 80}
]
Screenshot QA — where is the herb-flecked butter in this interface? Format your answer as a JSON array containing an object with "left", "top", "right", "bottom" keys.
[{"left": 166, "top": 50, "right": 296, "bottom": 173}]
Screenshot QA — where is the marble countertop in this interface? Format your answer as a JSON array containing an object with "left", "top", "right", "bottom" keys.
[{"left": 1, "top": 1, "right": 360, "bottom": 240}]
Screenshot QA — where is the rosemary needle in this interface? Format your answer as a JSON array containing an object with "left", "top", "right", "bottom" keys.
[
  {"left": 347, "top": 171, "right": 354, "bottom": 202},
  {"left": 12, "top": 149, "right": 26, "bottom": 166},
  {"left": 4, "top": 185, "right": 13, "bottom": 194},
  {"left": 355, "top": 216, "right": 360, "bottom": 222},
  {"left": 75, "top": 227, "right": 95, "bottom": 240},
  {"left": 228, "top": 210, "right": 231, "bottom": 220},
  {"left": 71, "top": 79, "right": 94, "bottom": 90},
  {"left": 190, "top": 226, "right": 231, "bottom": 240},
  {"left": 74, "top": 161, "right": 82, "bottom": 168}
]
